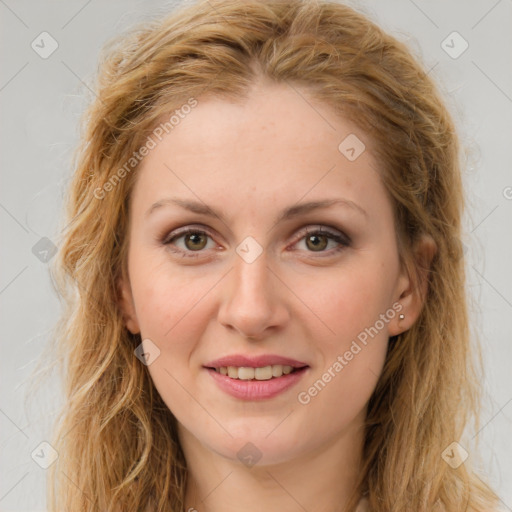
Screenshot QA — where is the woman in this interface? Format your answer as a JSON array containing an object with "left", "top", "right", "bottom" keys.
[{"left": 48, "top": 0, "right": 500, "bottom": 510}]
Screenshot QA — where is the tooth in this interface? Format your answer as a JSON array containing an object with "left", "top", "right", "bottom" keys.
[
  {"left": 238, "top": 367, "right": 255, "bottom": 380},
  {"left": 220, "top": 364, "right": 299, "bottom": 380},
  {"left": 272, "top": 364, "right": 283, "bottom": 377},
  {"left": 255, "top": 366, "right": 273, "bottom": 380}
]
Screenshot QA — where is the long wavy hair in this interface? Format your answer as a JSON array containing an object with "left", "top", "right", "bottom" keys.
[{"left": 45, "top": 0, "right": 499, "bottom": 510}]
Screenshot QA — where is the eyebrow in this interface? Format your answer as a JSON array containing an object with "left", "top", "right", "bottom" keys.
[{"left": 145, "top": 196, "right": 368, "bottom": 223}]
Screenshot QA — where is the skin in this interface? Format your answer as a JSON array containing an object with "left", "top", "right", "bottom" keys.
[{"left": 118, "top": 76, "right": 436, "bottom": 512}]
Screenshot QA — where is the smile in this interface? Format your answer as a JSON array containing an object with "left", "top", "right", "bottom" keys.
[
  {"left": 212, "top": 365, "right": 298, "bottom": 380},
  {"left": 206, "top": 366, "right": 309, "bottom": 400}
]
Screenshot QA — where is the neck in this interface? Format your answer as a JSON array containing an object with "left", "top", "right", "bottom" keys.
[{"left": 180, "top": 418, "right": 365, "bottom": 512}]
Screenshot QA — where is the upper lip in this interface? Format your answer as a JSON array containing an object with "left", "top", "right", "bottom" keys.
[{"left": 204, "top": 354, "right": 309, "bottom": 369}]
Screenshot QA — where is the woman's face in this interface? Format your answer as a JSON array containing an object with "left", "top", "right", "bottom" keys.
[{"left": 119, "top": 80, "right": 424, "bottom": 466}]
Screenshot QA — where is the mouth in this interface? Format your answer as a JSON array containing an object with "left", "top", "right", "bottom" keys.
[
  {"left": 204, "top": 358, "right": 310, "bottom": 400},
  {"left": 207, "top": 364, "right": 307, "bottom": 381},
  {"left": 203, "top": 354, "right": 310, "bottom": 399}
]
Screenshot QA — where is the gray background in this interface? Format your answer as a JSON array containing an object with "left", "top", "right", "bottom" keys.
[{"left": 1, "top": 0, "right": 511, "bottom": 510}]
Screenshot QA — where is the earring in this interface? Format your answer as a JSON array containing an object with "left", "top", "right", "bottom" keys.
[{"left": 399, "top": 313, "right": 405, "bottom": 320}]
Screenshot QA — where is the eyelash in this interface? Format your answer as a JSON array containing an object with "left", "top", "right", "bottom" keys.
[{"left": 161, "top": 225, "right": 351, "bottom": 259}]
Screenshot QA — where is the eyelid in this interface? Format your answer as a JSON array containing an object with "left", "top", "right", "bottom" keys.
[{"left": 161, "top": 224, "right": 216, "bottom": 245}]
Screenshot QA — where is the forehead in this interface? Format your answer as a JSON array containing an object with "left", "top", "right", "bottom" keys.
[{"left": 131, "top": 82, "right": 390, "bottom": 226}]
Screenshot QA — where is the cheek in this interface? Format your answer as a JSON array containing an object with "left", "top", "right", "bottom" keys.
[
  {"left": 294, "top": 260, "right": 394, "bottom": 347},
  {"left": 292, "top": 259, "right": 393, "bottom": 410},
  {"left": 131, "top": 268, "right": 214, "bottom": 416},
  {"left": 129, "top": 254, "right": 213, "bottom": 348},
  {"left": 297, "top": 350, "right": 385, "bottom": 442},
  {"left": 297, "top": 308, "right": 390, "bottom": 435}
]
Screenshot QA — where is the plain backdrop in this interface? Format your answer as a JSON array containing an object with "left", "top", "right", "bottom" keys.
[{"left": 1, "top": 0, "right": 511, "bottom": 510}]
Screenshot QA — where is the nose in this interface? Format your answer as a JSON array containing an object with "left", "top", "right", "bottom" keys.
[{"left": 217, "top": 250, "right": 290, "bottom": 341}]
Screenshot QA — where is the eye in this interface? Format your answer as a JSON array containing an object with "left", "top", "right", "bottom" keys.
[
  {"left": 162, "top": 227, "right": 217, "bottom": 257},
  {"left": 292, "top": 226, "right": 350, "bottom": 255}
]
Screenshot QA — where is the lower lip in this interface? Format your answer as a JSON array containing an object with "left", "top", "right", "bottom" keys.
[{"left": 206, "top": 367, "right": 309, "bottom": 400}]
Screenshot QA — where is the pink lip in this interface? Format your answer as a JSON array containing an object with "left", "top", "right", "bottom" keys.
[
  {"left": 206, "top": 367, "right": 309, "bottom": 400},
  {"left": 204, "top": 354, "right": 309, "bottom": 369}
]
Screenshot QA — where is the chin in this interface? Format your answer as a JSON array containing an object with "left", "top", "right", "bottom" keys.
[{"left": 204, "top": 430, "right": 307, "bottom": 468}]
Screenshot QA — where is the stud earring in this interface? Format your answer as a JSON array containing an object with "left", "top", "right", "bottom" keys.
[{"left": 399, "top": 313, "right": 405, "bottom": 320}]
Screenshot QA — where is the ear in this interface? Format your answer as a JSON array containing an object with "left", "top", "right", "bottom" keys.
[
  {"left": 117, "top": 275, "right": 141, "bottom": 335},
  {"left": 388, "top": 234, "right": 437, "bottom": 336}
]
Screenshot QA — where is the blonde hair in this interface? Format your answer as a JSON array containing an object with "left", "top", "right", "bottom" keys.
[{"left": 46, "top": 0, "right": 499, "bottom": 510}]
